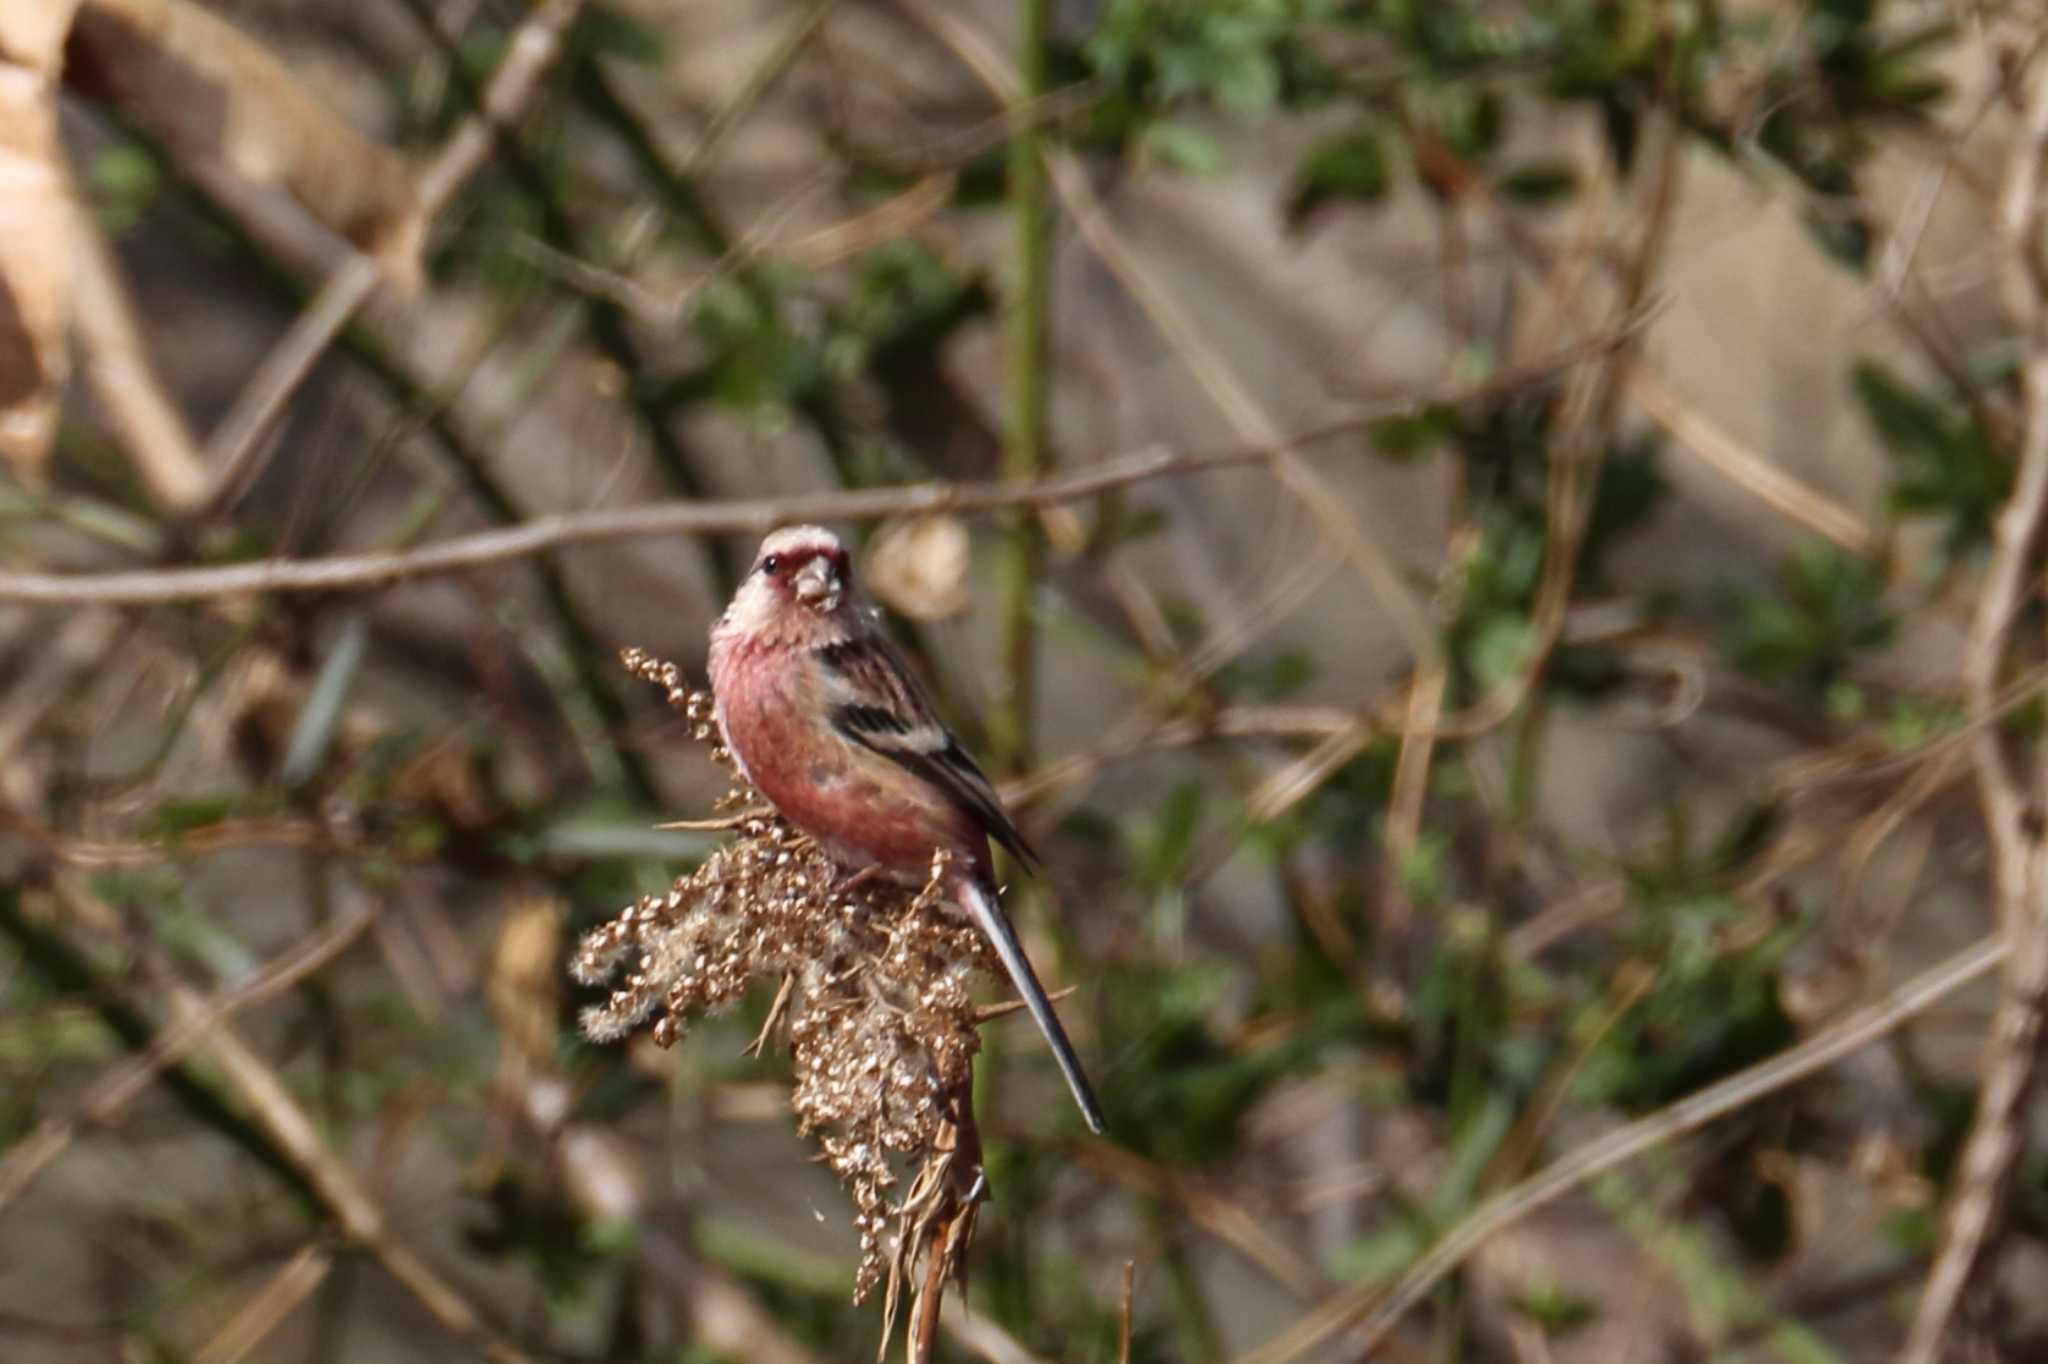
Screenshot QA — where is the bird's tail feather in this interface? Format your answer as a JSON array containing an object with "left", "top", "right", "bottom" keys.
[{"left": 960, "top": 877, "right": 1106, "bottom": 1134}]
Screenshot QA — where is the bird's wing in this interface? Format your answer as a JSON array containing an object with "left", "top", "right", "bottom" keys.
[{"left": 815, "top": 632, "right": 1038, "bottom": 867}]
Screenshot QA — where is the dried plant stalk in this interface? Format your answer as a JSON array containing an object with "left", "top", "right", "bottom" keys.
[{"left": 573, "top": 648, "right": 994, "bottom": 1321}]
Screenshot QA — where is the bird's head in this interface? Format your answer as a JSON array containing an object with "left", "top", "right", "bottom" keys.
[{"left": 722, "top": 525, "right": 856, "bottom": 639}]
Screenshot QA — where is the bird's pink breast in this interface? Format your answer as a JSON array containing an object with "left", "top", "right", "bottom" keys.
[{"left": 710, "top": 634, "right": 989, "bottom": 881}]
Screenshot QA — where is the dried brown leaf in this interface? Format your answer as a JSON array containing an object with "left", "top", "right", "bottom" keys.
[
  {"left": 866, "top": 515, "right": 971, "bottom": 621},
  {"left": 489, "top": 897, "right": 563, "bottom": 1065},
  {"left": 0, "top": 0, "right": 80, "bottom": 480},
  {"left": 66, "top": 0, "right": 423, "bottom": 287}
]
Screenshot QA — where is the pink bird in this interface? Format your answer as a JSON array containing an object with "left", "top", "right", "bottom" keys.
[{"left": 709, "top": 524, "right": 1105, "bottom": 1134}]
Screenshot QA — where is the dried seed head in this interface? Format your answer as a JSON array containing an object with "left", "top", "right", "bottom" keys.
[{"left": 579, "top": 649, "right": 998, "bottom": 1301}]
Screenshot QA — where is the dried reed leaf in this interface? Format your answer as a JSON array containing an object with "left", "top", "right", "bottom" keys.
[
  {"left": 66, "top": 0, "right": 423, "bottom": 287},
  {"left": 0, "top": 0, "right": 81, "bottom": 480}
]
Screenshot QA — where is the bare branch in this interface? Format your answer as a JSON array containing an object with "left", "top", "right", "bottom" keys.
[
  {"left": 0, "top": 342, "right": 1626, "bottom": 606},
  {"left": 193, "top": 1240, "right": 335, "bottom": 1364}
]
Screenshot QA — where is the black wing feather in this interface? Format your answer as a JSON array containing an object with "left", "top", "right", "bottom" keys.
[{"left": 821, "top": 639, "right": 1039, "bottom": 867}]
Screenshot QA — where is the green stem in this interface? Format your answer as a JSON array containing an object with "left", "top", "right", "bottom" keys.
[
  {"left": 1150, "top": 1200, "right": 1225, "bottom": 1364},
  {"left": 989, "top": 0, "right": 1053, "bottom": 776}
]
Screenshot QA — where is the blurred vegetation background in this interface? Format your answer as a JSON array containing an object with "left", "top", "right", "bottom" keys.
[{"left": 5, "top": 0, "right": 2048, "bottom": 1360}]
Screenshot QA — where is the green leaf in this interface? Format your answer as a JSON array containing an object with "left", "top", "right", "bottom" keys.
[
  {"left": 1468, "top": 612, "right": 1535, "bottom": 689},
  {"left": 1868, "top": 21, "right": 1954, "bottom": 105},
  {"left": 1853, "top": 359, "right": 2007, "bottom": 554},
  {"left": 1286, "top": 130, "right": 1389, "bottom": 228},
  {"left": 1431, "top": 86, "right": 1504, "bottom": 161},
  {"left": 1513, "top": 1282, "right": 1601, "bottom": 1333},
  {"left": 1581, "top": 443, "right": 1669, "bottom": 578},
  {"left": 576, "top": 8, "right": 666, "bottom": 63},
  {"left": 88, "top": 143, "right": 161, "bottom": 236},
  {"left": 1720, "top": 543, "right": 1893, "bottom": 689},
  {"left": 1138, "top": 120, "right": 1225, "bottom": 175},
  {"left": 142, "top": 795, "right": 243, "bottom": 838},
  {"left": 1803, "top": 208, "right": 1872, "bottom": 271},
  {"left": 1369, "top": 407, "right": 1455, "bottom": 460},
  {"left": 1213, "top": 45, "right": 1282, "bottom": 109},
  {"left": 1497, "top": 159, "right": 1580, "bottom": 203},
  {"left": 1853, "top": 361, "right": 1951, "bottom": 459}
]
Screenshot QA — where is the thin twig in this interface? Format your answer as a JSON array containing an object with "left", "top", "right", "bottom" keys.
[
  {"left": 0, "top": 342, "right": 1629, "bottom": 606},
  {"left": 934, "top": 1299, "right": 1056, "bottom": 1364},
  {"left": 0, "top": 806, "right": 376, "bottom": 867},
  {"left": 678, "top": 0, "right": 841, "bottom": 178},
  {"left": 1624, "top": 363, "right": 1875, "bottom": 555},
  {"left": 1119, "top": 1261, "right": 1136, "bottom": 1364},
  {"left": 1423, "top": 108, "right": 1684, "bottom": 745},
  {"left": 1225, "top": 934, "right": 2008, "bottom": 1364},
  {"left": 1896, "top": 64, "right": 2048, "bottom": 1364},
  {"left": 972, "top": 982, "right": 1075, "bottom": 1022},
  {"left": 627, "top": 1193, "right": 837, "bottom": 1364},
  {"left": 193, "top": 1240, "right": 336, "bottom": 1364}
]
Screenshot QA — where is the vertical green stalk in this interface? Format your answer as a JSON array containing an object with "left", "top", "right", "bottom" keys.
[
  {"left": 980, "top": 0, "right": 1056, "bottom": 1212},
  {"left": 990, "top": 0, "right": 1053, "bottom": 775}
]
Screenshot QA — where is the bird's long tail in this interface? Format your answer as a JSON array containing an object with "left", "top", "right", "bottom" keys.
[{"left": 960, "top": 877, "right": 1106, "bottom": 1134}]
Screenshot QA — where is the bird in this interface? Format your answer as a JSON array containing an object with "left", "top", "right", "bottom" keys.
[{"left": 708, "top": 524, "right": 1106, "bottom": 1134}]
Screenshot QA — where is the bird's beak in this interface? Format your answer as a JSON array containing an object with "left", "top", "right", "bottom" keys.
[{"left": 793, "top": 556, "right": 839, "bottom": 606}]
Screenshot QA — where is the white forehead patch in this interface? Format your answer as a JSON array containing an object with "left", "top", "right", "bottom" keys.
[{"left": 757, "top": 524, "right": 841, "bottom": 559}]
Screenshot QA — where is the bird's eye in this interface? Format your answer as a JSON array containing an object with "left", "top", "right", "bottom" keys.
[{"left": 760, "top": 555, "right": 782, "bottom": 576}]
